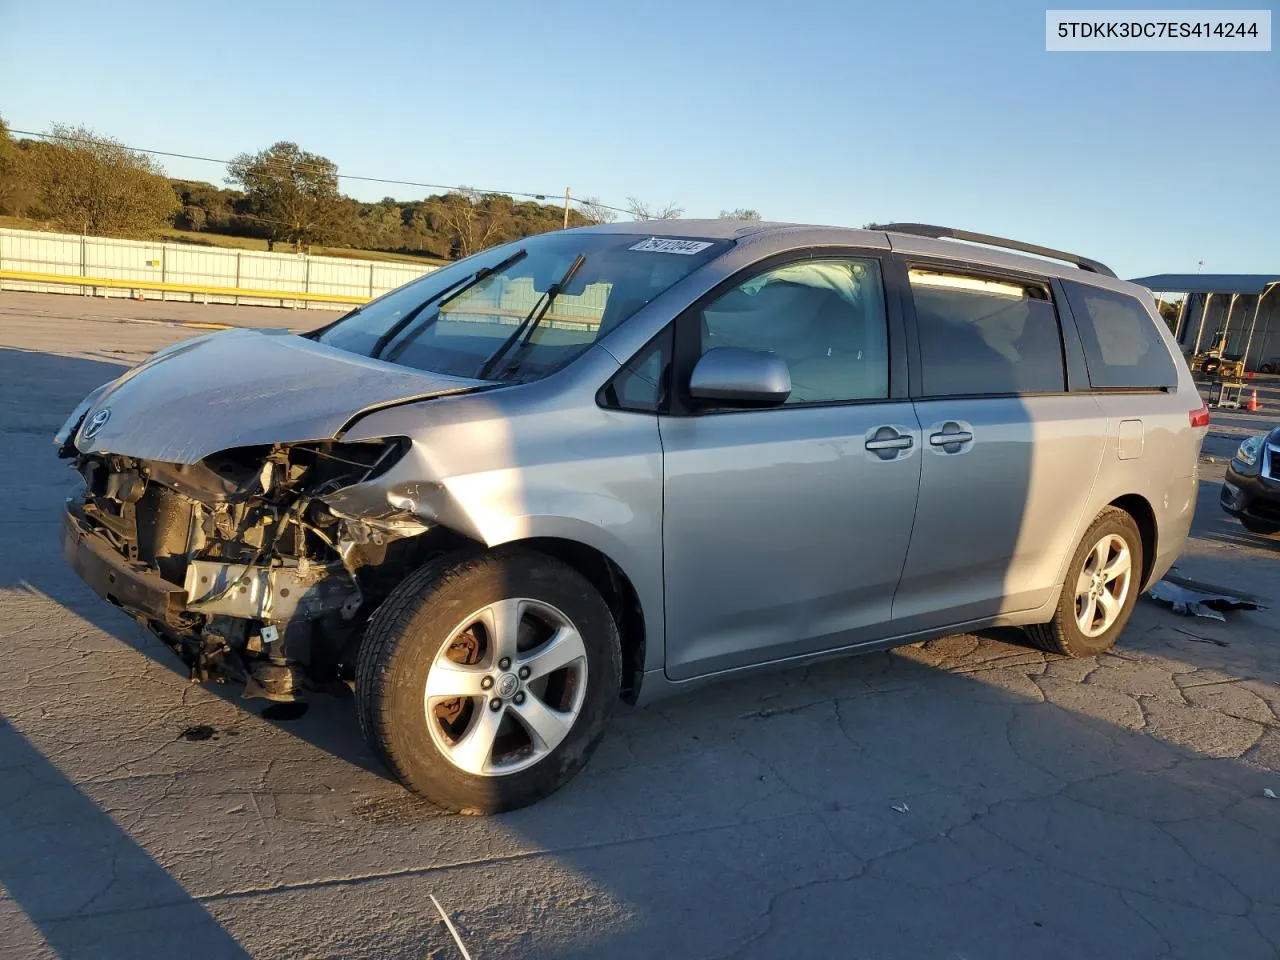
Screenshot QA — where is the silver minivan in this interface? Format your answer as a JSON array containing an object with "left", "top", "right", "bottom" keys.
[{"left": 57, "top": 221, "right": 1207, "bottom": 812}]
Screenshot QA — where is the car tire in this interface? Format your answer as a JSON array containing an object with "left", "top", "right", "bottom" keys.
[
  {"left": 355, "top": 547, "right": 622, "bottom": 814},
  {"left": 1260, "top": 363, "right": 1275, "bottom": 375},
  {"left": 1239, "top": 516, "right": 1280, "bottom": 535},
  {"left": 1025, "top": 507, "right": 1144, "bottom": 658}
]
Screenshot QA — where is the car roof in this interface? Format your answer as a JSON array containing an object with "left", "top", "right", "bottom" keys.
[
  {"left": 566, "top": 218, "right": 783, "bottom": 241},
  {"left": 570, "top": 219, "right": 1144, "bottom": 299}
]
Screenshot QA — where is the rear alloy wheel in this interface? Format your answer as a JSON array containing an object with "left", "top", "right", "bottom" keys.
[
  {"left": 1025, "top": 507, "right": 1143, "bottom": 658},
  {"left": 1072, "top": 534, "right": 1133, "bottom": 638},
  {"left": 356, "top": 548, "right": 621, "bottom": 813}
]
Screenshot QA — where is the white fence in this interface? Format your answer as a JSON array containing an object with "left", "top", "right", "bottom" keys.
[
  {"left": 0, "top": 227, "right": 438, "bottom": 310},
  {"left": 449, "top": 276, "right": 609, "bottom": 330}
]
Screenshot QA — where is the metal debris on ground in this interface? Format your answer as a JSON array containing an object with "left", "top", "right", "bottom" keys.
[
  {"left": 1146, "top": 577, "right": 1266, "bottom": 621},
  {"left": 1170, "top": 627, "right": 1230, "bottom": 647},
  {"left": 892, "top": 802, "right": 910, "bottom": 814},
  {"left": 430, "top": 893, "right": 475, "bottom": 960},
  {"left": 1265, "top": 788, "right": 1278, "bottom": 800}
]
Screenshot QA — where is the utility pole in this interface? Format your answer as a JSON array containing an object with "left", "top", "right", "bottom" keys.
[{"left": 563, "top": 187, "right": 571, "bottom": 229}]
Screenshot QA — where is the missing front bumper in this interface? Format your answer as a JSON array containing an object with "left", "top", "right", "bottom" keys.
[
  {"left": 62, "top": 505, "right": 185, "bottom": 621},
  {"left": 62, "top": 502, "right": 354, "bottom": 699},
  {"left": 183, "top": 558, "right": 359, "bottom": 621}
]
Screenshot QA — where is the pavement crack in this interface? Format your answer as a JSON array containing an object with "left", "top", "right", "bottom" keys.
[
  {"left": 737, "top": 698, "right": 835, "bottom": 721},
  {"left": 1120, "top": 891, "right": 1175, "bottom": 958},
  {"left": 1152, "top": 822, "right": 1254, "bottom": 914},
  {"left": 195, "top": 808, "right": 851, "bottom": 902},
  {"left": 700, "top": 873, "right": 864, "bottom": 960}
]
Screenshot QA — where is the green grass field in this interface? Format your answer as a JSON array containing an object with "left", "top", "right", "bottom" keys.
[{"left": 0, "top": 217, "right": 449, "bottom": 267}]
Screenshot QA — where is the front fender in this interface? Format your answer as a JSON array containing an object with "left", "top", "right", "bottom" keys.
[{"left": 326, "top": 371, "right": 667, "bottom": 672}]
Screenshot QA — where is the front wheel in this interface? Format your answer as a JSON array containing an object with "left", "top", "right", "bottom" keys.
[
  {"left": 1025, "top": 507, "right": 1143, "bottom": 658},
  {"left": 355, "top": 548, "right": 622, "bottom": 813}
]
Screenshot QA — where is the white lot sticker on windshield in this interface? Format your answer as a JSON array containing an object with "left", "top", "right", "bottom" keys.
[{"left": 629, "top": 238, "right": 713, "bottom": 255}]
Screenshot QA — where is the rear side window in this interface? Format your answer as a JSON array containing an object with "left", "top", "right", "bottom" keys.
[
  {"left": 1061, "top": 281, "right": 1177, "bottom": 390},
  {"left": 908, "top": 269, "right": 1066, "bottom": 396}
]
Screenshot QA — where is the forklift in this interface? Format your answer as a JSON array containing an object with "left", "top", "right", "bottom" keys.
[
  {"left": 1193, "top": 328, "right": 1248, "bottom": 409},
  {"left": 1197, "top": 347, "right": 1245, "bottom": 380}
]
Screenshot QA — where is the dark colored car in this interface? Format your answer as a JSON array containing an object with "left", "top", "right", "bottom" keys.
[{"left": 1222, "top": 431, "right": 1280, "bottom": 533}]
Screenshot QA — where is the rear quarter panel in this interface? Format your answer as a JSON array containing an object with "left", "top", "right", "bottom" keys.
[
  {"left": 1064, "top": 288, "right": 1204, "bottom": 589},
  {"left": 1086, "top": 392, "right": 1200, "bottom": 585}
]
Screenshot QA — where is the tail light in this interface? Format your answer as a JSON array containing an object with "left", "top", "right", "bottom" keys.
[{"left": 1189, "top": 401, "right": 1210, "bottom": 428}]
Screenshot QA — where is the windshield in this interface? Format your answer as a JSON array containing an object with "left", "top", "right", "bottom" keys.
[{"left": 315, "top": 232, "right": 728, "bottom": 382}]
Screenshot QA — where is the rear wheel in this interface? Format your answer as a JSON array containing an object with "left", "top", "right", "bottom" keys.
[
  {"left": 356, "top": 548, "right": 622, "bottom": 813},
  {"left": 1240, "top": 516, "right": 1280, "bottom": 535},
  {"left": 1025, "top": 507, "right": 1143, "bottom": 658}
]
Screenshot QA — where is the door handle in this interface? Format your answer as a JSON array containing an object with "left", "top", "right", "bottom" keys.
[
  {"left": 866, "top": 436, "right": 913, "bottom": 451},
  {"left": 929, "top": 430, "right": 973, "bottom": 446}
]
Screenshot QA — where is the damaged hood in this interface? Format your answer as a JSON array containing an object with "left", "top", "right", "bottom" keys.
[{"left": 69, "top": 328, "right": 488, "bottom": 464}]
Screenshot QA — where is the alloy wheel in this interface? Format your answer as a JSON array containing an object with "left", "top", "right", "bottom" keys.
[
  {"left": 1074, "top": 533, "right": 1132, "bottom": 638},
  {"left": 424, "top": 598, "right": 588, "bottom": 776}
]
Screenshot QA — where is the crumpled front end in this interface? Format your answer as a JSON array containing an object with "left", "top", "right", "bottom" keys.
[
  {"left": 60, "top": 435, "right": 439, "bottom": 700},
  {"left": 52, "top": 325, "right": 500, "bottom": 698}
]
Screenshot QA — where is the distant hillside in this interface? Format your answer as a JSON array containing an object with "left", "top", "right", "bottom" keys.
[{"left": 0, "top": 120, "right": 592, "bottom": 262}]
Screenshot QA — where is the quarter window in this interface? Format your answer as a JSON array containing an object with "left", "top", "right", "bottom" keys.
[
  {"left": 696, "top": 258, "right": 889, "bottom": 404},
  {"left": 1061, "top": 280, "right": 1177, "bottom": 389},
  {"left": 909, "top": 269, "right": 1066, "bottom": 396},
  {"left": 601, "top": 329, "right": 670, "bottom": 412}
]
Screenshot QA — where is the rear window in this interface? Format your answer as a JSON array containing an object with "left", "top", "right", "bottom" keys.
[
  {"left": 1061, "top": 281, "right": 1177, "bottom": 390},
  {"left": 908, "top": 269, "right": 1066, "bottom": 396}
]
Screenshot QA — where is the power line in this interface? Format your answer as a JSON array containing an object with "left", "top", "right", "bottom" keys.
[{"left": 9, "top": 128, "right": 636, "bottom": 217}]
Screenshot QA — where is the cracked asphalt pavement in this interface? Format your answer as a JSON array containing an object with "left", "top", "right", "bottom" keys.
[{"left": 2, "top": 291, "right": 1279, "bottom": 959}]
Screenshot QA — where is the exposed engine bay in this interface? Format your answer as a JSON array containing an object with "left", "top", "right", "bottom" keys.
[{"left": 61, "top": 435, "right": 443, "bottom": 701}]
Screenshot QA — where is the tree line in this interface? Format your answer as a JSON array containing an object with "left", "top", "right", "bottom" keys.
[{"left": 0, "top": 118, "right": 761, "bottom": 261}]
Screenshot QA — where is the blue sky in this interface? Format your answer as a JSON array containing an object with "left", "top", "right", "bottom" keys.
[{"left": 2, "top": 0, "right": 1275, "bottom": 279}]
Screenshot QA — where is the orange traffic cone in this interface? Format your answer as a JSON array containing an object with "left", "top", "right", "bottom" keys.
[{"left": 1247, "top": 390, "right": 1260, "bottom": 412}]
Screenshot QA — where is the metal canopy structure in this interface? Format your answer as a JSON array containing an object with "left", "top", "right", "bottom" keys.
[
  {"left": 1130, "top": 274, "right": 1280, "bottom": 371},
  {"left": 1130, "top": 274, "right": 1280, "bottom": 296}
]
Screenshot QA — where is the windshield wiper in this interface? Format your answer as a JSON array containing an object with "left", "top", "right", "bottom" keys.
[
  {"left": 476, "top": 253, "right": 586, "bottom": 381},
  {"left": 371, "top": 248, "right": 527, "bottom": 360}
]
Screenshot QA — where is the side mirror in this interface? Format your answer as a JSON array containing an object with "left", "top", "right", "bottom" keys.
[{"left": 688, "top": 348, "right": 791, "bottom": 407}]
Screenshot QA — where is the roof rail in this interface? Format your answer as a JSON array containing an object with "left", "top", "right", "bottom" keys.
[{"left": 866, "top": 223, "right": 1117, "bottom": 278}]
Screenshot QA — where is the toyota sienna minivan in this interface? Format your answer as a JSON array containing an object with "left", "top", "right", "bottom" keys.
[{"left": 57, "top": 220, "right": 1207, "bottom": 812}]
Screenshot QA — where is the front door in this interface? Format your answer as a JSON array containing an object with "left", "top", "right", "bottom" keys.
[{"left": 659, "top": 254, "right": 921, "bottom": 680}]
